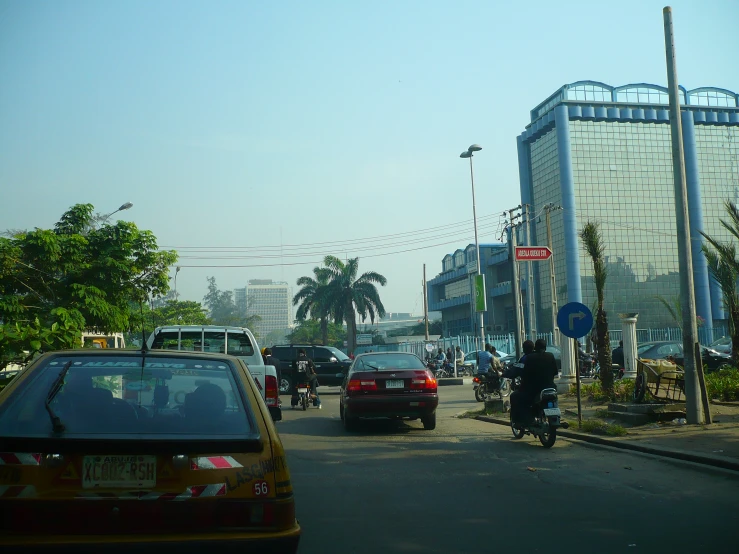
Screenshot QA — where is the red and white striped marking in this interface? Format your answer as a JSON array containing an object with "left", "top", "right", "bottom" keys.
[
  {"left": 0, "top": 485, "right": 37, "bottom": 498},
  {"left": 76, "top": 484, "right": 226, "bottom": 501},
  {"left": 0, "top": 452, "right": 41, "bottom": 466},
  {"left": 190, "top": 456, "right": 242, "bottom": 470}
]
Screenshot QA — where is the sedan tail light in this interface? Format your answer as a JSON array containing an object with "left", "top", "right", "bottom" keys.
[
  {"left": 347, "top": 379, "right": 377, "bottom": 393},
  {"left": 410, "top": 377, "right": 437, "bottom": 391}
]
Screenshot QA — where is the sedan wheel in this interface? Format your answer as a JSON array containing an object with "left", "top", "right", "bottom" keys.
[
  {"left": 421, "top": 412, "right": 436, "bottom": 430},
  {"left": 343, "top": 412, "right": 358, "bottom": 431}
]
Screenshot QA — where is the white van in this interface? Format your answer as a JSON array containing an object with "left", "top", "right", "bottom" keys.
[{"left": 146, "top": 325, "right": 281, "bottom": 420}]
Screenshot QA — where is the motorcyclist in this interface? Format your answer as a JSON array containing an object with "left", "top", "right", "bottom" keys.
[
  {"left": 455, "top": 346, "right": 465, "bottom": 370},
  {"left": 291, "top": 348, "right": 321, "bottom": 409},
  {"left": 503, "top": 339, "right": 557, "bottom": 427},
  {"left": 476, "top": 343, "right": 494, "bottom": 376}
]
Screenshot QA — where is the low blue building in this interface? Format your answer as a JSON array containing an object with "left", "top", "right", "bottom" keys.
[{"left": 427, "top": 243, "right": 523, "bottom": 337}]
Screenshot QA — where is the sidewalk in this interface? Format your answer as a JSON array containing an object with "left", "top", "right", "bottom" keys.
[{"left": 474, "top": 394, "right": 739, "bottom": 472}]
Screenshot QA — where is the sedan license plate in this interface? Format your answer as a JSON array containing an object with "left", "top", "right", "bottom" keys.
[
  {"left": 297, "top": 387, "right": 308, "bottom": 393},
  {"left": 543, "top": 408, "right": 561, "bottom": 416},
  {"left": 83, "top": 455, "right": 156, "bottom": 489},
  {"left": 385, "top": 380, "right": 404, "bottom": 389}
]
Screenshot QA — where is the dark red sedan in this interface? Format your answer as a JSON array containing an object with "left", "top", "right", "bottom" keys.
[{"left": 339, "top": 352, "right": 438, "bottom": 431}]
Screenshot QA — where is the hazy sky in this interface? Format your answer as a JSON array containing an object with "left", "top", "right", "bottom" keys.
[{"left": 2, "top": 0, "right": 738, "bottom": 318}]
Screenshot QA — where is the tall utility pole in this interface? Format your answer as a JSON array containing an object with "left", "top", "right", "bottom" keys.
[
  {"left": 663, "top": 6, "right": 709, "bottom": 424},
  {"left": 523, "top": 204, "right": 537, "bottom": 341},
  {"left": 544, "top": 204, "right": 561, "bottom": 345},
  {"left": 508, "top": 207, "right": 523, "bottom": 359},
  {"left": 423, "top": 264, "right": 429, "bottom": 341}
]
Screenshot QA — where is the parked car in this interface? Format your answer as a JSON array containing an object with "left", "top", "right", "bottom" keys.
[
  {"left": 461, "top": 349, "right": 509, "bottom": 372},
  {"left": 637, "top": 340, "right": 731, "bottom": 372},
  {"left": 710, "top": 336, "right": 732, "bottom": 355},
  {"left": 340, "top": 351, "right": 439, "bottom": 431},
  {"left": 0, "top": 348, "right": 301, "bottom": 552},
  {"left": 270, "top": 344, "right": 352, "bottom": 392},
  {"left": 498, "top": 345, "right": 562, "bottom": 370}
]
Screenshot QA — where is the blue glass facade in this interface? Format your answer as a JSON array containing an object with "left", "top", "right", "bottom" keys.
[{"left": 519, "top": 81, "right": 739, "bottom": 330}]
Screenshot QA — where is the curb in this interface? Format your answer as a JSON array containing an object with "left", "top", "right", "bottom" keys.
[
  {"left": 437, "top": 377, "right": 473, "bottom": 386},
  {"left": 476, "top": 415, "right": 739, "bottom": 473},
  {"left": 711, "top": 400, "right": 739, "bottom": 408}
]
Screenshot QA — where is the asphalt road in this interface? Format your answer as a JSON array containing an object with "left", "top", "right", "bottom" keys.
[{"left": 278, "top": 385, "right": 739, "bottom": 554}]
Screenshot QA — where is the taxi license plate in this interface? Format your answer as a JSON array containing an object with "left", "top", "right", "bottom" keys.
[
  {"left": 82, "top": 455, "right": 156, "bottom": 489},
  {"left": 298, "top": 387, "right": 308, "bottom": 393},
  {"left": 386, "top": 380, "right": 404, "bottom": 389},
  {"left": 543, "top": 408, "right": 561, "bottom": 416}
]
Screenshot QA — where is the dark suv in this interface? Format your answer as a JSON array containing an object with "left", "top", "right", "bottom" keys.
[{"left": 270, "top": 344, "right": 352, "bottom": 393}]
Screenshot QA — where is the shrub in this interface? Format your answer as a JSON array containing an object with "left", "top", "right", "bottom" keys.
[
  {"left": 705, "top": 368, "right": 739, "bottom": 401},
  {"left": 580, "top": 418, "right": 627, "bottom": 436},
  {"left": 581, "top": 379, "right": 635, "bottom": 403}
]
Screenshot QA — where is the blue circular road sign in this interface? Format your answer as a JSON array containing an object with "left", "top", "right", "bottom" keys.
[{"left": 557, "top": 302, "right": 594, "bottom": 339}]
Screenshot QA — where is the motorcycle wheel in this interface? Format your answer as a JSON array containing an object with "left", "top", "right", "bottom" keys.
[
  {"left": 539, "top": 425, "right": 556, "bottom": 448},
  {"left": 633, "top": 373, "right": 647, "bottom": 403},
  {"left": 510, "top": 415, "right": 525, "bottom": 439},
  {"left": 474, "top": 387, "right": 485, "bottom": 402},
  {"left": 499, "top": 379, "right": 511, "bottom": 397},
  {"left": 301, "top": 396, "right": 308, "bottom": 411}
]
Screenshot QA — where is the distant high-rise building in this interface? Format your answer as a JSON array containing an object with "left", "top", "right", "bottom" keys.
[{"left": 234, "top": 280, "right": 292, "bottom": 339}]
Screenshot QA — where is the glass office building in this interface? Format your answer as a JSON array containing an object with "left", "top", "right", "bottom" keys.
[{"left": 518, "top": 81, "right": 739, "bottom": 332}]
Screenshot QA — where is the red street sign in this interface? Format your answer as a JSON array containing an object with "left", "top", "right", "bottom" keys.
[{"left": 515, "top": 246, "right": 552, "bottom": 261}]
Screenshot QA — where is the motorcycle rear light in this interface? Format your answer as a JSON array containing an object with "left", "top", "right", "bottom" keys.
[
  {"left": 548, "top": 402, "right": 554, "bottom": 408},
  {"left": 473, "top": 377, "right": 480, "bottom": 383}
]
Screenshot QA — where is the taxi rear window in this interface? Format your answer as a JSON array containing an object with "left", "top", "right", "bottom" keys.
[{"left": 0, "top": 355, "right": 257, "bottom": 439}]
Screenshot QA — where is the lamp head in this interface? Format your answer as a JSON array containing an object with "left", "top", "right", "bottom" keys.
[
  {"left": 459, "top": 151, "right": 471, "bottom": 159},
  {"left": 468, "top": 144, "right": 482, "bottom": 152}
]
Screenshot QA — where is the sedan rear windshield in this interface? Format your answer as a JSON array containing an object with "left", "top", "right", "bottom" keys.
[
  {"left": 0, "top": 355, "right": 256, "bottom": 439},
  {"left": 354, "top": 354, "right": 426, "bottom": 371}
]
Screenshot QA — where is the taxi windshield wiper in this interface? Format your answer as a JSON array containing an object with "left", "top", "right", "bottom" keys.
[{"left": 45, "top": 360, "right": 72, "bottom": 434}]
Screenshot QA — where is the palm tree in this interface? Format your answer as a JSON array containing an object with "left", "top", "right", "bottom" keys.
[
  {"left": 701, "top": 200, "right": 739, "bottom": 365},
  {"left": 292, "top": 267, "right": 332, "bottom": 345},
  {"left": 579, "top": 221, "right": 613, "bottom": 397},
  {"left": 321, "top": 256, "right": 387, "bottom": 355}
]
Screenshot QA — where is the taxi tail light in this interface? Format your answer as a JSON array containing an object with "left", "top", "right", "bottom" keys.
[
  {"left": 347, "top": 379, "right": 377, "bottom": 394},
  {"left": 265, "top": 374, "right": 279, "bottom": 407},
  {"left": 216, "top": 501, "right": 291, "bottom": 528}
]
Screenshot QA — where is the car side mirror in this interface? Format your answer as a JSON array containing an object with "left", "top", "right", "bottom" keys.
[{"left": 330, "top": 356, "right": 338, "bottom": 362}]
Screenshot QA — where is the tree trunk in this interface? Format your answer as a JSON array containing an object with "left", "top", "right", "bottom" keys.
[
  {"left": 346, "top": 301, "right": 357, "bottom": 355},
  {"left": 596, "top": 308, "right": 613, "bottom": 397},
  {"left": 320, "top": 317, "right": 328, "bottom": 346},
  {"left": 731, "top": 306, "right": 739, "bottom": 368}
]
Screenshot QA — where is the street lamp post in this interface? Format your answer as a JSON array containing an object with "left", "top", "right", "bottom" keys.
[
  {"left": 174, "top": 266, "right": 181, "bottom": 301},
  {"left": 460, "top": 144, "right": 485, "bottom": 353},
  {"left": 102, "top": 202, "right": 133, "bottom": 225}
]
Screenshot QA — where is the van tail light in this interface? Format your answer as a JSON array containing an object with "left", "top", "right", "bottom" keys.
[
  {"left": 347, "top": 379, "right": 377, "bottom": 394},
  {"left": 265, "top": 375, "right": 279, "bottom": 407}
]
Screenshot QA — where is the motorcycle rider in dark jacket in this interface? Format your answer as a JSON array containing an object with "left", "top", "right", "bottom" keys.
[
  {"left": 291, "top": 348, "right": 321, "bottom": 409},
  {"left": 503, "top": 339, "right": 557, "bottom": 427}
]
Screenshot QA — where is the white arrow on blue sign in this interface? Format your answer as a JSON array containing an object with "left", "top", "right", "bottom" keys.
[{"left": 557, "top": 302, "right": 594, "bottom": 339}]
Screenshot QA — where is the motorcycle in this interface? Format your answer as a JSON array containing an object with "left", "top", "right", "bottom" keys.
[
  {"left": 592, "top": 362, "right": 624, "bottom": 380},
  {"left": 509, "top": 377, "right": 567, "bottom": 448},
  {"left": 473, "top": 370, "right": 511, "bottom": 402},
  {"left": 294, "top": 381, "right": 319, "bottom": 411}
]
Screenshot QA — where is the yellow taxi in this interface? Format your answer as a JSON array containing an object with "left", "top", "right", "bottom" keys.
[{"left": 0, "top": 348, "right": 300, "bottom": 553}]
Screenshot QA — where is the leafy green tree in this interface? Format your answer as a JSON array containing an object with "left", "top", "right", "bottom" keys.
[
  {"left": 701, "top": 200, "right": 739, "bottom": 365},
  {"left": 293, "top": 266, "right": 332, "bottom": 345},
  {"left": 286, "top": 320, "right": 347, "bottom": 349},
  {"left": 202, "top": 277, "right": 260, "bottom": 330},
  {"left": 579, "top": 221, "right": 613, "bottom": 398},
  {"left": 0, "top": 204, "right": 176, "bottom": 369},
  {"left": 321, "top": 256, "right": 387, "bottom": 355}
]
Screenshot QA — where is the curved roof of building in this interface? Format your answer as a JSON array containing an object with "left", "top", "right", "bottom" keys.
[{"left": 531, "top": 81, "right": 738, "bottom": 122}]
